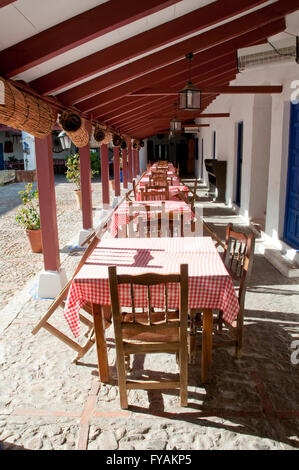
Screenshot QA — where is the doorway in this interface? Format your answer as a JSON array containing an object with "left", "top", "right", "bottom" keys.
[
  {"left": 235, "top": 122, "right": 243, "bottom": 207},
  {"left": 284, "top": 102, "right": 299, "bottom": 249},
  {"left": 0, "top": 143, "right": 4, "bottom": 170}
]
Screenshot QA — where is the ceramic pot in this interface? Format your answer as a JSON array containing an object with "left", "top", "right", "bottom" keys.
[{"left": 26, "top": 229, "right": 42, "bottom": 253}]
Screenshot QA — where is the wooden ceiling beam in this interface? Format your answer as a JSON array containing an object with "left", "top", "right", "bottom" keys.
[
  {"left": 0, "top": 1, "right": 15, "bottom": 7},
  {"left": 109, "top": 72, "right": 237, "bottom": 128},
  {"left": 0, "top": 0, "right": 180, "bottom": 78},
  {"left": 27, "top": 0, "right": 268, "bottom": 96},
  {"left": 76, "top": 12, "right": 286, "bottom": 113},
  {"left": 91, "top": 19, "right": 285, "bottom": 119},
  {"left": 129, "top": 85, "right": 283, "bottom": 96}
]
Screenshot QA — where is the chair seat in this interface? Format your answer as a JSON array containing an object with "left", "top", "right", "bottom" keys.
[{"left": 121, "top": 310, "right": 179, "bottom": 343}]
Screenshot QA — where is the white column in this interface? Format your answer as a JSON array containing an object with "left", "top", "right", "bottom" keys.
[{"left": 22, "top": 132, "right": 36, "bottom": 170}]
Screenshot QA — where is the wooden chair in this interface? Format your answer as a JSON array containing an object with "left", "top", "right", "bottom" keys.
[
  {"left": 108, "top": 264, "right": 189, "bottom": 409},
  {"left": 138, "top": 211, "right": 185, "bottom": 238},
  {"left": 31, "top": 228, "right": 111, "bottom": 363},
  {"left": 149, "top": 173, "right": 167, "bottom": 187},
  {"left": 143, "top": 184, "right": 169, "bottom": 201},
  {"left": 216, "top": 223, "right": 255, "bottom": 357},
  {"left": 189, "top": 223, "right": 255, "bottom": 363}
]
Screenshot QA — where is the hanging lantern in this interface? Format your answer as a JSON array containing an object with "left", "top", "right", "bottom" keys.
[
  {"left": 170, "top": 118, "right": 182, "bottom": 131},
  {"left": 58, "top": 130, "right": 72, "bottom": 150},
  {"left": 178, "top": 52, "right": 201, "bottom": 111}
]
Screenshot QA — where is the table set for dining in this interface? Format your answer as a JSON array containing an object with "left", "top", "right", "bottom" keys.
[{"left": 62, "top": 161, "right": 241, "bottom": 390}]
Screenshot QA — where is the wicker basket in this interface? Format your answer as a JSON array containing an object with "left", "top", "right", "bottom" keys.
[
  {"left": 60, "top": 111, "right": 90, "bottom": 148},
  {"left": 0, "top": 77, "right": 56, "bottom": 137},
  {"left": 112, "top": 133, "right": 121, "bottom": 147}
]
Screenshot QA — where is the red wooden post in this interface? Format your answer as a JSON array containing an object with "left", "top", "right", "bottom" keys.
[
  {"left": 128, "top": 142, "right": 133, "bottom": 183},
  {"left": 113, "top": 145, "right": 120, "bottom": 196},
  {"left": 79, "top": 144, "right": 93, "bottom": 230},
  {"left": 137, "top": 149, "right": 140, "bottom": 175},
  {"left": 101, "top": 143, "right": 110, "bottom": 206},
  {"left": 133, "top": 148, "right": 138, "bottom": 178},
  {"left": 122, "top": 147, "right": 128, "bottom": 189},
  {"left": 35, "top": 135, "right": 60, "bottom": 271}
]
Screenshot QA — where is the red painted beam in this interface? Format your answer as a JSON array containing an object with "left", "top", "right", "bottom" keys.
[
  {"left": 29, "top": 0, "right": 267, "bottom": 96},
  {"left": 77, "top": 11, "right": 287, "bottom": 113},
  {"left": 130, "top": 85, "right": 283, "bottom": 96},
  {"left": 122, "top": 77, "right": 235, "bottom": 134},
  {"left": 110, "top": 71, "right": 238, "bottom": 128},
  {"left": 0, "top": 0, "right": 180, "bottom": 78},
  {"left": 99, "top": 55, "right": 237, "bottom": 122},
  {"left": 91, "top": 19, "right": 285, "bottom": 120},
  {"left": 0, "top": 1, "right": 15, "bottom": 7}
]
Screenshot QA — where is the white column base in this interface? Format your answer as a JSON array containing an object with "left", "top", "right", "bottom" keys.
[
  {"left": 78, "top": 228, "right": 94, "bottom": 247},
  {"left": 37, "top": 269, "right": 68, "bottom": 299}
]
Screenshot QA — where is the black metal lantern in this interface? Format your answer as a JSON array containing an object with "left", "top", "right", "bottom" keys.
[
  {"left": 170, "top": 118, "right": 182, "bottom": 131},
  {"left": 169, "top": 103, "right": 182, "bottom": 131},
  {"left": 178, "top": 52, "right": 201, "bottom": 111},
  {"left": 58, "top": 130, "right": 72, "bottom": 150}
]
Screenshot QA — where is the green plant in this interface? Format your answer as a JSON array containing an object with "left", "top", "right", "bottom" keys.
[
  {"left": 15, "top": 183, "right": 40, "bottom": 230},
  {"left": 65, "top": 153, "right": 98, "bottom": 189}
]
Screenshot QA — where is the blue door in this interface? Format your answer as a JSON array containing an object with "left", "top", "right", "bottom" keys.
[
  {"left": 284, "top": 103, "right": 299, "bottom": 249},
  {"left": 235, "top": 122, "right": 243, "bottom": 207},
  {"left": 0, "top": 143, "right": 4, "bottom": 170}
]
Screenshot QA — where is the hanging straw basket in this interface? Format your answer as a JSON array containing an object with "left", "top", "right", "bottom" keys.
[
  {"left": 60, "top": 111, "right": 90, "bottom": 148},
  {"left": 112, "top": 133, "right": 121, "bottom": 147},
  {"left": 89, "top": 125, "right": 112, "bottom": 147},
  {"left": 120, "top": 136, "right": 128, "bottom": 149},
  {"left": 0, "top": 77, "right": 56, "bottom": 137}
]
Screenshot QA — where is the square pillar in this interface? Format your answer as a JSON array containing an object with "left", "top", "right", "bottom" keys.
[
  {"left": 128, "top": 143, "right": 133, "bottom": 183},
  {"left": 122, "top": 147, "right": 128, "bottom": 189},
  {"left": 35, "top": 135, "right": 66, "bottom": 298},
  {"left": 79, "top": 144, "right": 93, "bottom": 231},
  {"left": 101, "top": 143, "right": 110, "bottom": 207},
  {"left": 113, "top": 146, "right": 121, "bottom": 196}
]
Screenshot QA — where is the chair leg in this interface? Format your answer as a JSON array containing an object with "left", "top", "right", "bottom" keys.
[{"left": 235, "top": 329, "right": 243, "bottom": 359}]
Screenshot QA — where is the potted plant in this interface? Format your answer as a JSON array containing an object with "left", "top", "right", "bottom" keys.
[
  {"left": 65, "top": 153, "right": 98, "bottom": 209},
  {"left": 15, "top": 183, "right": 42, "bottom": 253}
]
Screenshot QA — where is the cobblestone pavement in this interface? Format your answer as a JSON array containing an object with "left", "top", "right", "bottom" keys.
[{"left": 0, "top": 180, "right": 298, "bottom": 450}]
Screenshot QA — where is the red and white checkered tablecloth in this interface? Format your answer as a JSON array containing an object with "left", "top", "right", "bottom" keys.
[
  {"left": 109, "top": 200, "right": 194, "bottom": 237},
  {"left": 64, "top": 237, "right": 239, "bottom": 338}
]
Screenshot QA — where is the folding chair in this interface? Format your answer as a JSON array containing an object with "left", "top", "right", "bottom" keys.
[{"left": 32, "top": 226, "right": 111, "bottom": 363}]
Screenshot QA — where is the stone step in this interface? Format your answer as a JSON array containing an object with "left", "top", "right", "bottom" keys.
[{"left": 264, "top": 248, "right": 299, "bottom": 278}]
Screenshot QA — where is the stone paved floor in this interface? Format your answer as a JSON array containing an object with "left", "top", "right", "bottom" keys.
[{"left": 0, "top": 179, "right": 298, "bottom": 450}]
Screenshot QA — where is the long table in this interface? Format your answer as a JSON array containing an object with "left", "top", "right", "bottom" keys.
[{"left": 64, "top": 237, "right": 239, "bottom": 384}]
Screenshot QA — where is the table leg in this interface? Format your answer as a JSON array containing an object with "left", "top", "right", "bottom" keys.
[
  {"left": 201, "top": 308, "right": 213, "bottom": 384},
  {"left": 92, "top": 303, "right": 110, "bottom": 383}
]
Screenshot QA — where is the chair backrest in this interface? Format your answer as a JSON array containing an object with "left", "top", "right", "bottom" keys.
[
  {"left": 137, "top": 210, "right": 184, "bottom": 238},
  {"left": 150, "top": 173, "right": 167, "bottom": 186},
  {"left": 143, "top": 184, "right": 169, "bottom": 201},
  {"left": 108, "top": 263, "right": 188, "bottom": 340},
  {"left": 224, "top": 223, "right": 255, "bottom": 311}
]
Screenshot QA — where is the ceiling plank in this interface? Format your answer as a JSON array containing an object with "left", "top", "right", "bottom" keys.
[
  {"left": 129, "top": 85, "right": 283, "bottom": 96},
  {"left": 0, "top": 0, "right": 180, "bottom": 78},
  {"left": 28, "top": 0, "right": 268, "bottom": 96},
  {"left": 76, "top": 12, "right": 286, "bottom": 113}
]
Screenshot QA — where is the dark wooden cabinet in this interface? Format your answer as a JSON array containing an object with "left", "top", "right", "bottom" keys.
[{"left": 204, "top": 159, "right": 227, "bottom": 202}]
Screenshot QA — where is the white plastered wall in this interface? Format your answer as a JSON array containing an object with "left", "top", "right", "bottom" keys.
[{"left": 196, "top": 62, "right": 299, "bottom": 251}]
